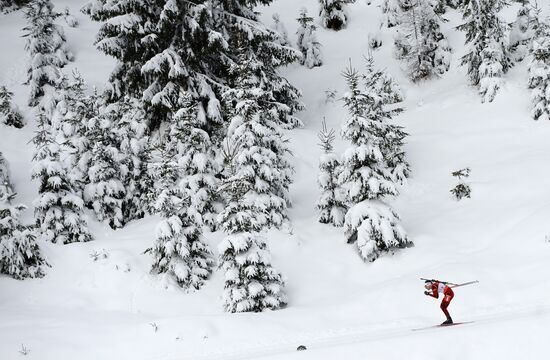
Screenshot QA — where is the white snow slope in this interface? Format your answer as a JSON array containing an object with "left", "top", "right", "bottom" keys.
[{"left": 1, "top": 1, "right": 550, "bottom": 359}]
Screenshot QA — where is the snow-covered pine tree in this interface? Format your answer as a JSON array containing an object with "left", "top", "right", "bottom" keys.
[
  {"left": 82, "top": 0, "right": 160, "bottom": 106},
  {"left": 319, "top": 0, "right": 354, "bottom": 31},
  {"left": 115, "top": 97, "right": 151, "bottom": 222},
  {"left": 32, "top": 110, "right": 92, "bottom": 244},
  {"left": 150, "top": 131, "right": 213, "bottom": 290},
  {"left": 272, "top": 13, "right": 290, "bottom": 46},
  {"left": 509, "top": 3, "right": 534, "bottom": 62},
  {"left": 478, "top": 39, "right": 504, "bottom": 103},
  {"left": 340, "top": 63, "right": 412, "bottom": 262},
  {"left": 363, "top": 56, "right": 410, "bottom": 183},
  {"left": 528, "top": 33, "right": 550, "bottom": 121},
  {"left": 296, "top": 8, "right": 323, "bottom": 68},
  {"left": 0, "top": 85, "right": 24, "bottom": 128},
  {"left": 0, "top": 0, "right": 29, "bottom": 12},
  {"left": 0, "top": 172, "right": 46, "bottom": 279},
  {"left": 83, "top": 102, "right": 125, "bottom": 229},
  {"left": 217, "top": 53, "right": 289, "bottom": 312},
  {"left": 396, "top": 0, "right": 451, "bottom": 81},
  {"left": 381, "top": 0, "right": 402, "bottom": 28},
  {"left": 317, "top": 118, "right": 347, "bottom": 226},
  {"left": 458, "top": 0, "right": 511, "bottom": 101},
  {"left": 23, "top": 0, "right": 73, "bottom": 110}
]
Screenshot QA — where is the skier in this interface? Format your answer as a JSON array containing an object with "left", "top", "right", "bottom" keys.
[{"left": 424, "top": 280, "right": 454, "bottom": 325}]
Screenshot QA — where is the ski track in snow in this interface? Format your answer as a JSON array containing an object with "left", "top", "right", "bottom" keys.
[{"left": 180, "top": 304, "right": 550, "bottom": 360}]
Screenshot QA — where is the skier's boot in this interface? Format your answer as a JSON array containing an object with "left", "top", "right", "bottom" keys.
[{"left": 441, "top": 318, "right": 453, "bottom": 326}]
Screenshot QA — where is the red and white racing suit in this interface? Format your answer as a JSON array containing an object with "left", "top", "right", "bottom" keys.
[{"left": 427, "top": 282, "right": 454, "bottom": 319}]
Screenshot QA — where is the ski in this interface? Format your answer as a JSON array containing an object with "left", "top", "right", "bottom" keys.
[{"left": 412, "top": 321, "right": 474, "bottom": 332}]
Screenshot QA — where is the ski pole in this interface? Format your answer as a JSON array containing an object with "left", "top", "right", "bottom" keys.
[{"left": 449, "top": 280, "right": 479, "bottom": 288}]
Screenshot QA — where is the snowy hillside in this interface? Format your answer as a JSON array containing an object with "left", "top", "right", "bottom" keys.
[{"left": 1, "top": 0, "right": 550, "bottom": 359}]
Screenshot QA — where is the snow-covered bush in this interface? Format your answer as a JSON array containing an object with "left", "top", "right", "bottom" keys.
[
  {"left": 297, "top": 8, "right": 323, "bottom": 68},
  {"left": 344, "top": 200, "right": 409, "bottom": 261},
  {"left": 450, "top": 168, "right": 471, "bottom": 200},
  {"left": 0, "top": 0, "right": 29, "bottom": 12},
  {"left": 479, "top": 40, "right": 504, "bottom": 103},
  {"left": 369, "top": 32, "right": 383, "bottom": 50},
  {"left": 63, "top": 6, "right": 78, "bottom": 28},
  {"left": 317, "top": 119, "right": 347, "bottom": 227},
  {"left": 0, "top": 85, "right": 24, "bottom": 128},
  {"left": 319, "top": 0, "right": 354, "bottom": 31}
]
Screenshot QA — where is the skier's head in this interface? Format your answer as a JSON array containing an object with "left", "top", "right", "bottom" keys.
[{"left": 424, "top": 281, "right": 432, "bottom": 290}]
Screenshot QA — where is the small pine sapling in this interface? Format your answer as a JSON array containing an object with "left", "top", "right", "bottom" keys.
[
  {"left": 317, "top": 118, "right": 347, "bottom": 226},
  {"left": 0, "top": 86, "right": 24, "bottom": 128},
  {"left": 296, "top": 8, "right": 323, "bottom": 68},
  {"left": 272, "top": 13, "right": 290, "bottom": 46},
  {"left": 450, "top": 168, "right": 471, "bottom": 200}
]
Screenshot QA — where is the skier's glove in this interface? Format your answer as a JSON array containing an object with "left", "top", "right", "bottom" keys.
[{"left": 424, "top": 291, "right": 430, "bottom": 296}]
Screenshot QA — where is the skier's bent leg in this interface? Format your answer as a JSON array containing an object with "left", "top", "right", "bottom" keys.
[{"left": 440, "top": 295, "right": 453, "bottom": 323}]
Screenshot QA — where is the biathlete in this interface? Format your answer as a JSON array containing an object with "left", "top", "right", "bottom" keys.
[{"left": 424, "top": 280, "right": 454, "bottom": 325}]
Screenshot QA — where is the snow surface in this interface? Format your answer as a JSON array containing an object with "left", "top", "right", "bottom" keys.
[{"left": 1, "top": 1, "right": 550, "bottom": 359}]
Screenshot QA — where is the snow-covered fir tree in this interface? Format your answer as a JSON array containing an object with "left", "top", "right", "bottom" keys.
[
  {"left": 340, "top": 63, "right": 412, "bottom": 262},
  {"left": 0, "top": 154, "right": 46, "bottom": 279},
  {"left": 83, "top": 102, "right": 125, "bottom": 229},
  {"left": 150, "top": 132, "right": 213, "bottom": 290},
  {"left": 116, "top": 98, "right": 150, "bottom": 222},
  {"left": 296, "top": 8, "right": 323, "bottom": 68},
  {"left": 223, "top": 53, "right": 294, "bottom": 228},
  {"left": 395, "top": 0, "right": 451, "bottom": 81},
  {"left": 317, "top": 119, "right": 347, "bottom": 227},
  {"left": 0, "top": 85, "right": 24, "bottom": 128},
  {"left": 0, "top": 0, "right": 29, "bottom": 12},
  {"left": 23, "top": 0, "right": 73, "bottom": 110},
  {"left": 458, "top": 0, "right": 511, "bottom": 102},
  {"left": 86, "top": 0, "right": 303, "bottom": 132},
  {"left": 32, "top": 111, "right": 92, "bottom": 244},
  {"left": 381, "top": 0, "right": 407, "bottom": 28},
  {"left": 217, "top": 54, "right": 290, "bottom": 312},
  {"left": 319, "top": 0, "right": 354, "bottom": 31},
  {"left": 528, "top": 33, "right": 550, "bottom": 121},
  {"left": 272, "top": 13, "right": 290, "bottom": 46},
  {"left": 509, "top": 3, "right": 534, "bottom": 62}
]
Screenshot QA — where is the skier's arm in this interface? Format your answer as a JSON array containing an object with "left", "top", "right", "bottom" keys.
[{"left": 424, "top": 284, "right": 439, "bottom": 298}]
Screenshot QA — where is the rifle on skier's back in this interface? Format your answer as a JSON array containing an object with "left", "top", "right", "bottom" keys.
[{"left": 420, "top": 278, "right": 479, "bottom": 288}]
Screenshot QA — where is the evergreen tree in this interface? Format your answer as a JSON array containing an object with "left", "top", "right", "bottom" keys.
[
  {"left": 528, "top": 33, "right": 550, "bottom": 121},
  {"left": 83, "top": 103, "right": 126, "bottom": 229},
  {"left": 381, "top": 0, "right": 408, "bottom": 28},
  {"left": 223, "top": 53, "right": 293, "bottom": 229},
  {"left": 150, "top": 139, "right": 213, "bottom": 290},
  {"left": 23, "top": 0, "right": 73, "bottom": 110},
  {"left": 116, "top": 97, "right": 151, "bottom": 222},
  {"left": 340, "top": 63, "right": 412, "bottom": 262},
  {"left": 296, "top": 8, "right": 323, "bottom": 68},
  {"left": 509, "top": 3, "right": 534, "bottom": 62},
  {"left": 317, "top": 119, "right": 347, "bottom": 227},
  {"left": 0, "top": 85, "right": 24, "bottom": 128},
  {"left": 478, "top": 39, "right": 504, "bottom": 103},
  {"left": 0, "top": 0, "right": 29, "bottom": 12},
  {"left": 458, "top": 0, "right": 511, "bottom": 101},
  {"left": 395, "top": 0, "right": 451, "bottom": 81},
  {"left": 32, "top": 111, "right": 93, "bottom": 244},
  {"left": 218, "top": 54, "right": 288, "bottom": 312},
  {"left": 319, "top": 0, "right": 354, "bottom": 31},
  {"left": 272, "top": 13, "right": 290, "bottom": 46}
]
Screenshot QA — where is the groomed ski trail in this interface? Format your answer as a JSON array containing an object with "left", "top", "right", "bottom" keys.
[{"left": 178, "top": 304, "right": 550, "bottom": 360}]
